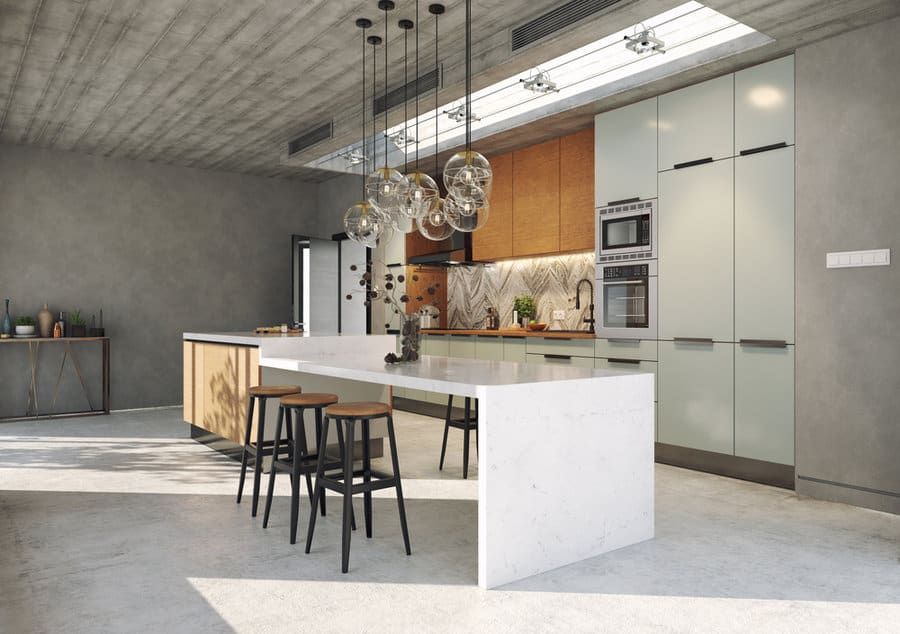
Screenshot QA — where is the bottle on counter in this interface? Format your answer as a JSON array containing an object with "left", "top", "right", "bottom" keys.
[{"left": 57, "top": 311, "right": 65, "bottom": 337}]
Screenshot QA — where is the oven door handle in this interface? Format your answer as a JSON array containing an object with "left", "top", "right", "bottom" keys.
[{"left": 602, "top": 280, "right": 646, "bottom": 285}]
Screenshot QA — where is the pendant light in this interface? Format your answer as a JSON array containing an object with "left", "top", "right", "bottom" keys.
[
  {"left": 416, "top": 3, "right": 454, "bottom": 242},
  {"left": 344, "top": 17, "right": 386, "bottom": 247},
  {"left": 403, "top": 1, "right": 439, "bottom": 221},
  {"left": 392, "top": 17, "right": 418, "bottom": 234},
  {"left": 365, "top": 1, "right": 408, "bottom": 220},
  {"left": 443, "top": 0, "right": 491, "bottom": 233}
]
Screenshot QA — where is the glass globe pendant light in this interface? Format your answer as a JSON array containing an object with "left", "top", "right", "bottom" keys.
[
  {"left": 344, "top": 17, "right": 384, "bottom": 248},
  {"left": 402, "top": 3, "right": 439, "bottom": 220},
  {"left": 443, "top": 0, "right": 492, "bottom": 232},
  {"left": 365, "top": 1, "right": 407, "bottom": 221},
  {"left": 416, "top": 3, "right": 453, "bottom": 242}
]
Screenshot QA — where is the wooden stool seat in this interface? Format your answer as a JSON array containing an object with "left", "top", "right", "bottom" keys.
[
  {"left": 325, "top": 401, "right": 390, "bottom": 418},
  {"left": 281, "top": 393, "right": 339, "bottom": 407},
  {"left": 249, "top": 385, "right": 302, "bottom": 397}
]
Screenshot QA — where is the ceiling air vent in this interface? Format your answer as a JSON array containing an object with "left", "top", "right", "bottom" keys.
[
  {"left": 287, "top": 120, "right": 333, "bottom": 156},
  {"left": 374, "top": 66, "right": 440, "bottom": 117},
  {"left": 511, "top": 0, "right": 624, "bottom": 52}
]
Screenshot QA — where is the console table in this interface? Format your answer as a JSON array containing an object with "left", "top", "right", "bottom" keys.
[{"left": 0, "top": 336, "right": 110, "bottom": 422}]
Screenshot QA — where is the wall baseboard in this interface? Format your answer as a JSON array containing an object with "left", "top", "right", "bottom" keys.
[{"left": 656, "top": 443, "right": 795, "bottom": 490}]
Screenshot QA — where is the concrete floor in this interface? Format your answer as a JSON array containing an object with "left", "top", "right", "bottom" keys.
[{"left": 1, "top": 409, "right": 898, "bottom": 633}]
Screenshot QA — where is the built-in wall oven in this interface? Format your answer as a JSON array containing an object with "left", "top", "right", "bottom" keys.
[
  {"left": 596, "top": 198, "right": 657, "bottom": 263},
  {"left": 597, "top": 260, "right": 657, "bottom": 340}
]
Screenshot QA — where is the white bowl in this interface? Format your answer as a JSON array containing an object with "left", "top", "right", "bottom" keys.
[{"left": 15, "top": 325, "right": 35, "bottom": 336}]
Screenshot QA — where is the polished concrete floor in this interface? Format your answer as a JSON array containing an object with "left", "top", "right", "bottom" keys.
[{"left": 1, "top": 408, "right": 898, "bottom": 633}]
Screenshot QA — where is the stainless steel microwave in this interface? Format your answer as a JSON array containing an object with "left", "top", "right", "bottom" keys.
[{"left": 595, "top": 199, "right": 657, "bottom": 263}]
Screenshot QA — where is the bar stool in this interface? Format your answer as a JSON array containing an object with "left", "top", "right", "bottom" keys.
[
  {"left": 305, "top": 402, "right": 411, "bottom": 573},
  {"left": 439, "top": 395, "right": 478, "bottom": 479},
  {"left": 261, "top": 393, "right": 347, "bottom": 544},
  {"left": 236, "top": 385, "right": 302, "bottom": 517}
]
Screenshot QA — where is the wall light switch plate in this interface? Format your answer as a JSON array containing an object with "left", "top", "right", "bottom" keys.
[
  {"left": 552, "top": 309, "right": 566, "bottom": 320},
  {"left": 826, "top": 249, "right": 890, "bottom": 269}
]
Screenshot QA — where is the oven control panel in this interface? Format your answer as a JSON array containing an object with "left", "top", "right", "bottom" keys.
[{"left": 602, "top": 264, "right": 649, "bottom": 280}]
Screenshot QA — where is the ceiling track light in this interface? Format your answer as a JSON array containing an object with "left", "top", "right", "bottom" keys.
[
  {"left": 624, "top": 25, "right": 666, "bottom": 55},
  {"left": 520, "top": 69, "right": 558, "bottom": 94},
  {"left": 442, "top": 103, "right": 480, "bottom": 123}
]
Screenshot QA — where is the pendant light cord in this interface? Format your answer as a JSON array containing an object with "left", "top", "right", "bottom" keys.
[
  {"left": 414, "top": 1, "right": 420, "bottom": 173},
  {"left": 433, "top": 9, "right": 439, "bottom": 176},
  {"left": 465, "top": 0, "right": 471, "bottom": 153},
  {"left": 403, "top": 23, "right": 409, "bottom": 175},
  {"left": 384, "top": 6, "right": 389, "bottom": 170},
  {"left": 361, "top": 24, "right": 367, "bottom": 199}
]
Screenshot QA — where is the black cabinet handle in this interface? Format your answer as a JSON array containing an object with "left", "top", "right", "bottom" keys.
[
  {"left": 544, "top": 354, "right": 572, "bottom": 360},
  {"left": 739, "top": 339, "right": 787, "bottom": 348},
  {"left": 607, "top": 338, "right": 639, "bottom": 343},
  {"left": 739, "top": 142, "right": 788, "bottom": 156},
  {"left": 607, "top": 357, "right": 640, "bottom": 365},
  {"left": 607, "top": 197, "right": 641, "bottom": 206},
  {"left": 673, "top": 337, "right": 714, "bottom": 344},
  {"left": 547, "top": 337, "right": 571, "bottom": 340},
  {"left": 450, "top": 334, "right": 471, "bottom": 337},
  {"left": 673, "top": 157, "right": 713, "bottom": 170}
]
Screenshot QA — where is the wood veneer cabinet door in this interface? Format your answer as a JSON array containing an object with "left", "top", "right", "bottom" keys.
[
  {"left": 513, "top": 138, "right": 560, "bottom": 256},
  {"left": 473, "top": 151, "right": 513, "bottom": 260},
  {"left": 406, "top": 228, "right": 451, "bottom": 261},
  {"left": 405, "top": 265, "right": 448, "bottom": 328},
  {"left": 559, "top": 128, "right": 595, "bottom": 252}
]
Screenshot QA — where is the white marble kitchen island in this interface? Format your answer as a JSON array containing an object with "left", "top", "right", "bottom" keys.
[{"left": 262, "top": 349, "right": 655, "bottom": 589}]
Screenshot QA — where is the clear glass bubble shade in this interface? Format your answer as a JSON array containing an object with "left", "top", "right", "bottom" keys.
[
  {"left": 365, "top": 166, "right": 408, "bottom": 210},
  {"left": 416, "top": 197, "right": 455, "bottom": 241},
  {"left": 404, "top": 171, "right": 440, "bottom": 216},
  {"left": 445, "top": 192, "right": 490, "bottom": 232},
  {"left": 344, "top": 202, "right": 385, "bottom": 247},
  {"left": 443, "top": 150, "right": 492, "bottom": 199}
]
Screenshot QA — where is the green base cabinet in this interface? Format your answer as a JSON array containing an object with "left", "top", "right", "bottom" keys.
[
  {"left": 475, "top": 336, "right": 504, "bottom": 361},
  {"left": 526, "top": 353, "right": 595, "bottom": 368},
  {"left": 658, "top": 341, "right": 734, "bottom": 454},
  {"left": 502, "top": 337, "right": 527, "bottom": 362},
  {"left": 735, "top": 344, "right": 795, "bottom": 465}
]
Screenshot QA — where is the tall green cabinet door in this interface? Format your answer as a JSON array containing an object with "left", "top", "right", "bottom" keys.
[
  {"left": 658, "top": 74, "right": 734, "bottom": 171},
  {"left": 735, "top": 146, "right": 794, "bottom": 343},
  {"left": 658, "top": 159, "right": 734, "bottom": 341},
  {"left": 734, "top": 55, "right": 794, "bottom": 153},
  {"left": 658, "top": 341, "right": 734, "bottom": 455},
  {"left": 594, "top": 97, "right": 658, "bottom": 206},
  {"left": 735, "top": 344, "right": 795, "bottom": 465}
]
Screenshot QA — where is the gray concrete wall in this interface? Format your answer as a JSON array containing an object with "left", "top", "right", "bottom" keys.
[
  {"left": 315, "top": 173, "right": 363, "bottom": 238},
  {"left": 0, "top": 144, "right": 318, "bottom": 416},
  {"left": 795, "top": 16, "right": 900, "bottom": 514}
]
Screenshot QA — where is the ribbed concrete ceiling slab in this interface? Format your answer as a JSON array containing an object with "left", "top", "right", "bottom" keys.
[{"left": 1, "top": 0, "right": 898, "bottom": 182}]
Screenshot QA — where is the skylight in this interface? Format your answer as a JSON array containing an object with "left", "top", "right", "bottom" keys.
[{"left": 305, "top": 1, "right": 771, "bottom": 174}]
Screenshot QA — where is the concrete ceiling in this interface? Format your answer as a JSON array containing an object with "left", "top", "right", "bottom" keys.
[{"left": 1, "top": 0, "right": 899, "bottom": 183}]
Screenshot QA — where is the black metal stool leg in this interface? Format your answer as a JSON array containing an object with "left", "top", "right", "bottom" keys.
[
  {"left": 290, "top": 407, "right": 308, "bottom": 545},
  {"left": 315, "top": 407, "right": 326, "bottom": 517},
  {"left": 236, "top": 395, "right": 255, "bottom": 504},
  {"left": 305, "top": 415, "right": 331, "bottom": 554},
  {"left": 335, "top": 419, "right": 357, "bottom": 532},
  {"left": 262, "top": 405, "right": 285, "bottom": 529},
  {"left": 439, "top": 395, "right": 451, "bottom": 470},
  {"left": 386, "top": 413, "right": 411, "bottom": 555},
  {"left": 463, "top": 398, "right": 472, "bottom": 479},
  {"left": 251, "top": 397, "right": 267, "bottom": 517},
  {"left": 362, "top": 419, "right": 373, "bottom": 539},
  {"left": 341, "top": 418, "right": 356, "bottom": 573}
]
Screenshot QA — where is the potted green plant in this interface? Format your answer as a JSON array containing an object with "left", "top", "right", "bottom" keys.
[
  {"left": 15, "top": 315, "right": 35, "bottom": 337},
  {"left": 513, "top": 295, "right": 535, "bottom": 327},
  {"left": 69, "top": 309, "right": 86, "bottom": 337}
]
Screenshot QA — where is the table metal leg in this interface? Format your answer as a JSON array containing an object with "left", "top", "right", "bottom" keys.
[
  {"left": 51, "top": 345, "right": 70, "bottom": 414},
  {"left": 25, "top": 341, "right": 40, "bottom": 417},
  {"left": 67, "top": 342, "right": 95, "bottom": 411},
  {"left": 102, "top": 338, "right": 110, "bottom": 413}
]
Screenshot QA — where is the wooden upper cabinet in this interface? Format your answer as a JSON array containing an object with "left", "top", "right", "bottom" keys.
[
  {"left": 559, "top": 128, "right": 595, "bottom": 252},
  {"left": 473, "top": 151, "right": 513, "bottom": 260},
  {"left": 512, "top": 138, "right": 560, "bottom": 256}
]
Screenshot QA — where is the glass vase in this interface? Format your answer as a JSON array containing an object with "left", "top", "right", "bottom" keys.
[
  {"left": 1, "top": 299, "right": 11, "bottom": 336},
  {"left": 398, "top": 313, "right": 421, "bottom": 362}
]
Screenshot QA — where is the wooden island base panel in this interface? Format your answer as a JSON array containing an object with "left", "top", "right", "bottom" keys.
[{"left": 183, "top": 332, "right": 395, "bottom": 456}]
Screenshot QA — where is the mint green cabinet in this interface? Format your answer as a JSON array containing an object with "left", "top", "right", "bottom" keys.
[
  {"left": 595, "top": 358, "right": 657, "bottom": 402},
  {"left": 735, "top": 344, "right": 794, "bottom": 465},
  {"left": 475, "top": 336, "right": 504, "bottom": 361},
  {"left": 658, "top": 159, "right": 734, "bottom": 341},
  {"left": 406, "top": 334, "right": 451, "bottom": 403},
  {"left": 658, "top": 74, "right": 734, "bottom": 171},
  {"left": 448, "top": 335, "right": 476, "bottom": 359},
  {"left": 526, "top": 353, "right": 595, "bottom": 368},
  {"left": 658, "top": 341, "right": 734, "bottom": 454},
  {"left": 735, "top": 55, "right": 794, "bottom": 152},
  {"left": 595, "top": 338, "right": 657, "bottom": 361},
  {"left": 594, "top": 97, "right": 658, "bottom": 205},
  {"left": 502, "top": 337, "right": 527, "bottom": 363},
  {"left": 735, "top": 146, "right": 794, "bottom": 343}
]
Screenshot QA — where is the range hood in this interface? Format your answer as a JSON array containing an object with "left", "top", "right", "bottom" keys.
[{"left": 407, "top": 232, "right": 487, "bottom": 266}]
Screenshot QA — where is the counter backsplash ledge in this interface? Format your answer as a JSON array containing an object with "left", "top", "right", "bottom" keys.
[{"left": 447, "top": 252, "right": 595, "bottom": 330}]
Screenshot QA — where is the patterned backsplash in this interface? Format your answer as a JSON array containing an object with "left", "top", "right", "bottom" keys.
[{"left": 446, "top": 251, "right": 595, "bottom": 330}]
